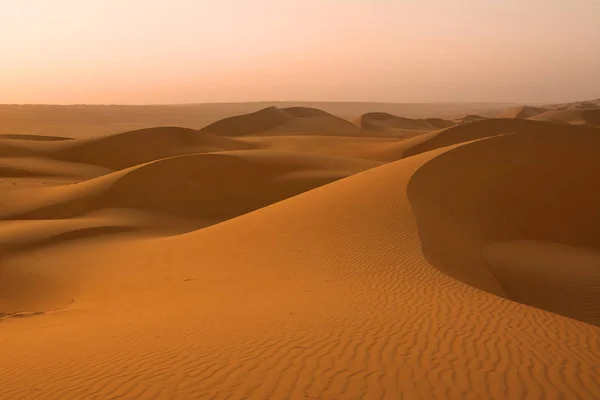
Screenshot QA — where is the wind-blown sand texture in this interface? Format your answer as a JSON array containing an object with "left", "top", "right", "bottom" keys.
[{"left": 1, "top": 103, "right": 599, "bottom": 399}]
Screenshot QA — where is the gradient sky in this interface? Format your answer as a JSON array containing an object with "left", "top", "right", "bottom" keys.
[{"left": 1, "top": 0, "right": 599, "bottom": 104}]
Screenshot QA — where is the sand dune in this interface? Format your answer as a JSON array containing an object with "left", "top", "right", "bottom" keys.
[
  {"left": 0, "top": 157, "right": 109, "bottom": 180},
  {"left": 0, "top": 150, "right": 380, "bottom": 226},
  {"left": 402, "top": 118, "right": 600, "bottom": 158},
  {"left": 360, "top": 112, "right": 456, "bottom": 133},
  {"left": 407, "top": 129, "right": 600, "bottom": 325},
  {"left": 240, "top": 118, "right": 600, "bottom": 164},
  {"left": 497, "top": 105, "right": 549, "bottom": 119},
  {"left": 0, "top": 133, "right": 72, "bottom": 141},
  {"left": 46, "top": 126, "right": 253, "bottom": 170},
  {"left": 0, "top": 102, "right": 516, "bottom": 138},
  {"left": 455, "top": 114, "right": 489, "bottom": 123},
  {"left": 201, "top": 106, "right": 369, "bottom": 137},
  {"left": 0, "top": 131, "right": 598, "bottom": 399},
  {"left": 0, "top": 108, "right": 599, "bottom": 399},
  {"left": 531, "top": 107, "right": 600, "bottom": 126}
]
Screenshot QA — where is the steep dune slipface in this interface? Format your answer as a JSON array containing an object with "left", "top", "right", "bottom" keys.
[
  {"left": 407, "top": 129, "right": 600, "bottom": 325},
  {"left": 0, "top": 142, "right": 598, "bottom": 399}
]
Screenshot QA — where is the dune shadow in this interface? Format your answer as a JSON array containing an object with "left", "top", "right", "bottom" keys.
[{"left": 406, "top": 129, "right": 600, "bottom": 326}]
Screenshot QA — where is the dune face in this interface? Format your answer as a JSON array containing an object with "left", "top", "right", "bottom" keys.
[
  {"left": 407, "top": 129, "right": 600, "bottom": 325},
  {"left": 1, "top": 104, "right": 600, "bottom": 399}
]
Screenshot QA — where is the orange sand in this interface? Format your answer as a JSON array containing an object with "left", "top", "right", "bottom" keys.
[{"left": 0, "top": 104, "right": 599, "bottom": 399}]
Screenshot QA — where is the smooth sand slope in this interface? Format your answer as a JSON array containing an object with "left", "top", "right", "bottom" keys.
[
  {"left": 47, "top": 126, "right": 254, "bottom": 170},
  {"left": 0, "top": 117, "right": 599, "bottom": 399},
  {"left": 408, "top": 130, "right": 600, "bottom": 326},
  {"left": 359, "top": 112, "right": 455, "bottom": 134},
  {"left": 0, "top": 150, "right": 380, "bottom": 226},
  {"left": 531, "top": 107, "right": 600, "bottom": 127},
  {"left": 201, "top": 106, "right": 369, "bottom": 137}
]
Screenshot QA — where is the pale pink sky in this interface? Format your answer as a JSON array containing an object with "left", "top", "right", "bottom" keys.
[{"left": 1, "top": 0, "right": 599, "bottom": 104}]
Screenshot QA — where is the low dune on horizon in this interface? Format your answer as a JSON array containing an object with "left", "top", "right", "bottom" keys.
[
  {"left": 0, "top": 101, "right": 518, "bottom": 139},
  {"left": 1, "top": 100, "right": 600, "bottom": 399}
]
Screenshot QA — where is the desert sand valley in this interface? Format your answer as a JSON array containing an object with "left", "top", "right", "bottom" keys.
[{"left": 0, "top": 99, "right": 599, "bottom": 399}]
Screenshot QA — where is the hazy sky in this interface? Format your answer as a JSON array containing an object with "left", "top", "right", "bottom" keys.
[{"left": 1, "top": 0, "right": 599, "bottom": 104}]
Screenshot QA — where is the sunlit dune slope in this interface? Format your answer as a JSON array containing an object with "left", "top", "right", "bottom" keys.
[{"left": 0, "top": 133, "right": 598, "bottom": 399}]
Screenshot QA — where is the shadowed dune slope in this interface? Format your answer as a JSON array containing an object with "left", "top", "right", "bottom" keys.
[
  {"left": 0, "top": 136, "right": 598, "bottom": 399},
  {"left": 498, "top": 105, "right": 549, "bottom": 119},
  {"left": 0, "top": 150, "right": 380, "bottom": 225},
  {"left": 0, "top": 134, "right": 72, "bottom": 141},
  {"left": 0, "top": 157, "right": 110, "bottom": 180},
  {"left": 0, "top": 138, "right": 55, "bottom": 158},
  {"left": 360, "top": 112, "right": 456, "bottom": 132},
  {"left": 241, "top": 119, "right": 600, "bottom": 165},
  {"left": 199, "top": 106, "right": 292, "bottom": 136},
  {"left": 47, "top": 126, "right": 253, "bottom": 170},
  {"left": 407, "top": 130, "right": 600, "bottom": 326},
  {"left": 402, "top": 118, "right": 600, "bottom": 158}
]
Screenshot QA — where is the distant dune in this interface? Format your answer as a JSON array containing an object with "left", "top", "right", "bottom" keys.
[
  {"left": 531, "top": 107, "right": 600, "bottom": 126},
  {"left": 201, "top": 106, "right": 368, "bottom": 137},
  {"left": 455, "top": 114, "right": 490, "bottom": 123},
  {"left": 0, "top": 101, "right": 599, "bottom": 399},
  {"left": 0, "top": 102, "right": 516, "bottom": 138},
  {"left": 359, "top": 112, "right": 456, "bottom": 133},
  {"left": 497, "top": 105, "right": 550, "bottom": 119}
]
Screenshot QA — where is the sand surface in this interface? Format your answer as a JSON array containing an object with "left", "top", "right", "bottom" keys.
[{"left": 1, "top": 104, "right": 599, "bottom": 399}]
